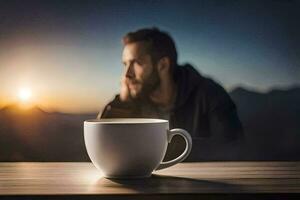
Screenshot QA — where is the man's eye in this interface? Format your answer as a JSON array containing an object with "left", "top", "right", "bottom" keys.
[{"left": 134, "top": 60, "right": 143, "bottom": 66}]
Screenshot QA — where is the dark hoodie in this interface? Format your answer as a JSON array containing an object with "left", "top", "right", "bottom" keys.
[{"left": 99, "top": 64, "right": 244, "bottom": 161}]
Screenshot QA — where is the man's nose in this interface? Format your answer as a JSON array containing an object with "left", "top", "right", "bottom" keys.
[{"left": 125, "top": 64, "right": 134, "bottom": 79}]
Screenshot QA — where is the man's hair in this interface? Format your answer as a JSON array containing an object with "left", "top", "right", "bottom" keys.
[{"left": 122, "top": 27, "right": 178, "bottom": 74}]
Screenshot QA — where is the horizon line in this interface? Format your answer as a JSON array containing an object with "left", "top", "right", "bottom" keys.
[{"left": 1, "top": 84, "right": 299, "bottom": 114}]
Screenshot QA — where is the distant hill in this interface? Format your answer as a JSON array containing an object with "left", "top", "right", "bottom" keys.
[
  {"left": 0, "top": 104, "right": 96, "bottom": 161},
  {"left": 229, "top": 86, "right": 300, "bottom": 160}
]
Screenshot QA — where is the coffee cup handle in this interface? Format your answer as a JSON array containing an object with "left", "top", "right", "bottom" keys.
[{"left": 155, "top": 128, "right": 192, "bottom": 171}]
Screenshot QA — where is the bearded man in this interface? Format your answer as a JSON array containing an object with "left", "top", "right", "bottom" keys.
[{"left": 98, "top": 28, "right": 244, "bottom": 161}]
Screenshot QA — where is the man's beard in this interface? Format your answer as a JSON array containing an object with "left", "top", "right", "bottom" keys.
[{"left": 128, "top": 67, "right": 160, "bottom": 100}]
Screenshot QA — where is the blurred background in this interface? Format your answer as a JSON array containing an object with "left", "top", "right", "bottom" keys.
[{"left": 0, "top": 0, "right": 299, "bottom": 161}]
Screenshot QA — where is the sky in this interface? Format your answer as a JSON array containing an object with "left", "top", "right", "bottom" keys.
[{"left": 0, "top": 0, "right": 299, "bottom": 113}]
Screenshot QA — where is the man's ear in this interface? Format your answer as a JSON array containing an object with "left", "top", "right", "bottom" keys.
[{"left": 157, "top": 57, "right": 171, "bottom": 74}]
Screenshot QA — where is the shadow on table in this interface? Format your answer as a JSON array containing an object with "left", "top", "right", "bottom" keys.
[
  {"left": 91, "top": 175, "right": 298, "bottom": 199},
  {"left": 102, "top": 174, "right": 245, "bottom": 193}
]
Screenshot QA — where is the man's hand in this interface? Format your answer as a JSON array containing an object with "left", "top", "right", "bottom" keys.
[{"left": 120, "top": 77, "right": 131, "bottom": 102}]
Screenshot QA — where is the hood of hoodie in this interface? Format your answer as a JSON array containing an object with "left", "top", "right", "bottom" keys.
[{"left": 174, "top": 64, "right": 204, "bottom": 109}]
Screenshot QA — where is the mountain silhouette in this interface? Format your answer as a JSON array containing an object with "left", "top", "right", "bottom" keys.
[
  {"left": 230, "top": 86, "right": 300, "bottom": 160},
  {"left": 0, "top": 86, "right": 299, "bottom": 161},
  {"left": 0, "top": 104, "right": 95, "bottom": 161}
]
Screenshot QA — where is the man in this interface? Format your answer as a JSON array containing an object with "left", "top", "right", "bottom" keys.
[{"left": 98, "top": 28, "right": 244, "bottom": 161}]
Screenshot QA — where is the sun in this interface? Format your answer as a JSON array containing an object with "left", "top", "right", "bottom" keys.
[{"left": 18, "top": 87, "right": 32, "bottom": 102}]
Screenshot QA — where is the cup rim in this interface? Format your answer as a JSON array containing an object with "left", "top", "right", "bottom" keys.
[{"left": 84, "top": 118, "right": 168, "bottom": 124}]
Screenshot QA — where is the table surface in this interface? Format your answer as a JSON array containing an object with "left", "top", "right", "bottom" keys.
[{"left": 0, "top": 162, "right": 300, "bottom": 196}]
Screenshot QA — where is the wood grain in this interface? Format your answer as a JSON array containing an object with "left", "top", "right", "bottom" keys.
[{"left": 0, "top": 162, "right": 299, "bottom": 196}]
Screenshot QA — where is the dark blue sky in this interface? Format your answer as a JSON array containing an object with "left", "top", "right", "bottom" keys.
[{"left": 0, "top": 0, "right": 299, "bottom": 112}]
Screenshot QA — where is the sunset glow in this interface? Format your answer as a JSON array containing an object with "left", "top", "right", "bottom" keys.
[{"left": 18, "top": 88, "right": 32, "bottom": 102}]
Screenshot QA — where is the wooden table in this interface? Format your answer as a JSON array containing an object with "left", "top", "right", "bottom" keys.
[{"left": 0, "top": 162, "right": 300, "bottom": 199}]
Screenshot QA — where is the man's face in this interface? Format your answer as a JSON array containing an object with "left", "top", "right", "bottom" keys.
[{"left": 122, "top": 42, "right": 160, "bottom": 99}]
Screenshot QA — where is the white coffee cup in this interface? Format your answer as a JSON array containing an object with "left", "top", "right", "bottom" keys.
[{"left": 84, "top": 118, "right": 192, "bottom": 178}]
